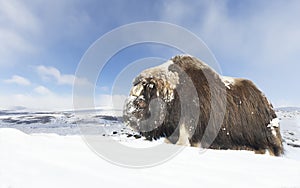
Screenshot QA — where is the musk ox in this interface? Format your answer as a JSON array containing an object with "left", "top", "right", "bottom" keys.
[{"left": 123, "top": 55, "right": 283, "bottom": 156}]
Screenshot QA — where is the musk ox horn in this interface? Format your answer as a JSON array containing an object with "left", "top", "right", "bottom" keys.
[{"left": 123, "top": 55, "right": 283, "bottom": 156}]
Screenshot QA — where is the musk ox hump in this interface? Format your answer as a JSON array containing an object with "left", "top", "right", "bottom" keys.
[{"left": 221, "top": 76, "right": 236, "bottom": 89}]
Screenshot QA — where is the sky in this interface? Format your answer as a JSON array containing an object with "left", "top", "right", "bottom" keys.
[{"left": 1, "top": 0, "right": 300, "bottom": 110}]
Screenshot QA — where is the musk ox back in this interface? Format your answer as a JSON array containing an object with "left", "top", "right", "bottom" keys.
[{"left": 123, "top": 55, "right": 283, "bottom": 156}]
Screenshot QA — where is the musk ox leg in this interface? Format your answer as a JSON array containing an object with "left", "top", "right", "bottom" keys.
[
  {"left": 267, "top": 121, "right": 284, "bottom": 156},
  {"left": 255, "top": 149, "right": 267, "bottom": 155},
  {"left": 164, "top": 138, "right": 173, "bottom": 144},
  {"left": 268, "top": 132, "right": 284, "bottom": 156},
  {"left": 267, "top": 149, "right": 276, "bottom": 156},
  {"left": 255, "top": 149, "right": 276, "bottom": 156},
  {"left": 273, "top": 128, "right": 284, "bottom": 156},
  {"left": 175, "top": 124, "right": 191, "bottom": 146},
  {"left": 190, "top": 142, "right": 201, "bottom": 148}
]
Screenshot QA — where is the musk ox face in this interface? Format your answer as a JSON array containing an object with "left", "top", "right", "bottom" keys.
[{"left": 123, "top": 61, "right": 178, "bottom": 134}]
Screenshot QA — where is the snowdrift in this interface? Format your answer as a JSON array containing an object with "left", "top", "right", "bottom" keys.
[{"left": 1, "top": 127, "right": 300, "bottom": 188}]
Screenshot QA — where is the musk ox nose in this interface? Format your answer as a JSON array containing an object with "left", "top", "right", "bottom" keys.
[{"left": 134, "top": 98, "right": 147, "bottom": 109}]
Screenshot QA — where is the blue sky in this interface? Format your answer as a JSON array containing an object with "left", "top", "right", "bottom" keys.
[{"left": 1, "top": 0, "right": 300, "bottom": 110}]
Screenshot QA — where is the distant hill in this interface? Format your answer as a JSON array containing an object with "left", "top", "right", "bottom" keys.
[{"left": 275, "top": 107, "right": 300, "bottom": 112}]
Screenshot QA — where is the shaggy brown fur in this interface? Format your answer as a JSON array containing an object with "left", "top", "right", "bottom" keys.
[{"left": 123, "top": 55, "right": 283, "bottom": 156}]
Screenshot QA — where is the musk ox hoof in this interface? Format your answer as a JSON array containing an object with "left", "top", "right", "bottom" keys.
[{"left": 123, "top": 55, "right": 283, "bottom": 156}]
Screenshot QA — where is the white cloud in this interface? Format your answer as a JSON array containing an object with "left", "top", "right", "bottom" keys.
[
  {"left": 4, "top": 75, "right": 31, "bottom": 86},
  {"left": 0, "top": 93, "right": 127, "bottom": 111},
  {"left": 0, "top": 0, "right": 95, "bottom": 67},
  {"left": 99, "top": 86, "right": 110, "bottom": 92},
  {"left": 0, "top": 94, "right": 73, "bottom": 111},
  {"left": 95, "top": 94, "right": 127, "bottom": 110},
  {"left": 34, "top": 85, "right": 52, "bottom": 95},
  {"left": 0, "top": 0, "right": 40, "bottom": 66},
  {"left": 160, "top": 1, "right": 300, "bottom": 66},
  {"left": 36, "top": 65, "right": 90, "bottom": 86},
  {"left": 159, "top": 1, "right": 300, "bottom": 106},
  {"left": 0, "top": 28, "right": 36, "bottom": 55},
  {"left": 73, "top": 94, "right": 128, "bottom": 110},
  {"left": 0, "top": 0, "right": 40, "bottom": 33}
]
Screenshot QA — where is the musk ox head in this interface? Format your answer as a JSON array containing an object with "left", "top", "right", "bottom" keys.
[{"left": 123, "top": 60, "right": 180, "bottom": 137}]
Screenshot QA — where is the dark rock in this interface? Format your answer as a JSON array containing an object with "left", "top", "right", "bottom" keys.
[
  {"left": 287, "top": 143, "right": 300, "bottom": 148},
  {"left": 94, "top": 115, "right": 118, "bottom": 121},
  {"left": 134, "top": 135, "right": 142, "bottom": 139}
]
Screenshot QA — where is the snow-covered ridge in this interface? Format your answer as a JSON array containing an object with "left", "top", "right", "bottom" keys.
[
  {"left": 276, "top": 109, "right": 300, "bottom": 151},
  {"left": 0, "top": 110, "right": 123, "bottom": 135},
  {"left": 0, "top": 108, "right": 300, "bottom": 155}
]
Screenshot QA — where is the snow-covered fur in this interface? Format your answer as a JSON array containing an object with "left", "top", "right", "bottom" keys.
[{"left": 123, "top": 55, "right": 283, "bottom": 156}]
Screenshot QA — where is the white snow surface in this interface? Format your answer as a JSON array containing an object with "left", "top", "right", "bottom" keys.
[
  {"left": 0, "top": 109, "right": 300, "bottom": 187},
  {"left": 1, "top": 128, "right": 300, "bottom": 188}
]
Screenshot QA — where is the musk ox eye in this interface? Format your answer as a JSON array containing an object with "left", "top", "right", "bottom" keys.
[
  {"left": 148, "top": 83, "right": 154, "bottom": 89},
  {"left": 144, "top": 83, "right": 159, "bottom": 100}
]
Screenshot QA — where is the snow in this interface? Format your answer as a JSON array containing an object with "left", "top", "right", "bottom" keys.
[
  {"left": 267, "top": 118, "right": 280, "bottom": 136},
  {"left": 1, "top": 128, "right": 300, "bottom": 188},
  {"left": 125, "top": 96, "right": 138, "bottom": 114},
  {"left": 140, "top": 60, "right": 179, "bottom": 90},
  {"left": 268, "top": 118, "right": 280, "bottom": 128},
  {"left": 221, "top": 76, "right": 236, "bottom": 89},
  {"left": 276, "top": 109, "right": 300, "bottom": 161},
  {"left": 1, "top": 109, "right": 300, "bottom": 187},
  {"left": 156, "top": 59, "right": 174, "bottom": 71}
]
